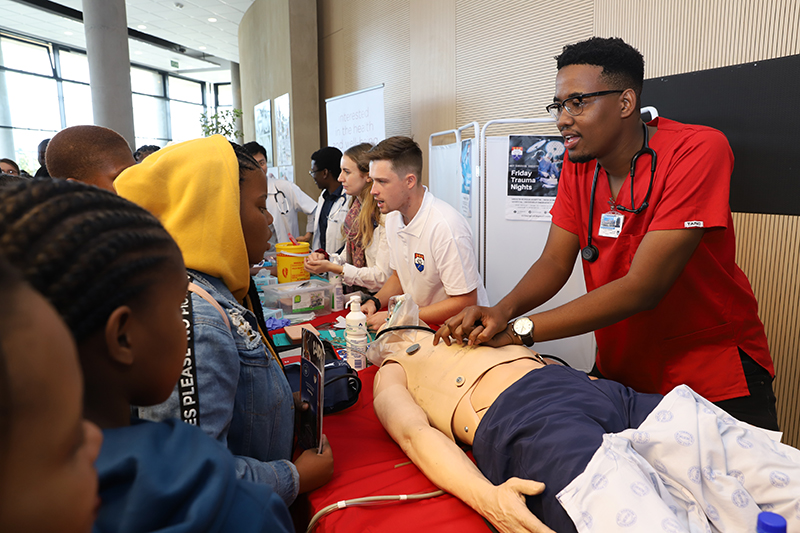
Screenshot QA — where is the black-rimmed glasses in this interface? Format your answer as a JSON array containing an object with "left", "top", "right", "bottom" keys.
[{"left": 545, "top": 90, "right": 624, "bottom": 119}]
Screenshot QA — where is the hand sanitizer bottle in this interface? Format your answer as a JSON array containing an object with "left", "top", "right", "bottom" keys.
[
  {"left": 331, "top": 273, "right": 344, "bottom": 311},
  {"left": 345, "top": 295, "right": 368, "bottom": 370}
]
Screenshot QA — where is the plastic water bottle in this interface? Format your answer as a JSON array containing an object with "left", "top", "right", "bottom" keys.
[
  {"left": 345, "top": 295, "right": 367, "bottom": 370},
  {"left": 757, "top": 511, "right": 787, "bottom": 533}
]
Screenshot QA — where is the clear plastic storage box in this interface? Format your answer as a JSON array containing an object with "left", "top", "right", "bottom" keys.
[{"left": 260, "top": 279, "right": 333, "bottom": 317}]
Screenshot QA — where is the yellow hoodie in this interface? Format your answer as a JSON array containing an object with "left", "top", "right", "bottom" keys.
[{"left": 115, "top": 135, "right": 250, "bottom": 301}]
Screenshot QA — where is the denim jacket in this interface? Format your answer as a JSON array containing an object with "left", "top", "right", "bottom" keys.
[{"left": 138, "top": 270, "right": 298, "bottom": 504}]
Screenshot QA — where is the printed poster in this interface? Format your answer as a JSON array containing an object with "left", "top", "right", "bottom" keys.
[
  {"left": 254, "top": 99, "right": 274, "bottom": 167},
  {"left": 460, "top": 138, "right": 473, "bottom": 218},
  {"left": 298, "top": 329, "right": 325, "bottom": 453},
  {"left": 279, "top": 165, "right": 294, "bottom": 183},
  {"left": 506, "top": 135, "right": 564, "bottom": 221},
  {"left": 275, "top": 93, "right": 292, "bottom": 167}
]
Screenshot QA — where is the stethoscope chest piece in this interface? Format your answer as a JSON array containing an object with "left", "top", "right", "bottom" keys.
[
  {"left": 581, "top": 244, "right": 599, "bottom": 263},
  {"left": 582, "top": 122, "right": 657, "bottom": 263}
]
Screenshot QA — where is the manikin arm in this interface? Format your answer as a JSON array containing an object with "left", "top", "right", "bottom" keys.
[{"left": 373, "top": 363, "right": 554, "bottom": 533}]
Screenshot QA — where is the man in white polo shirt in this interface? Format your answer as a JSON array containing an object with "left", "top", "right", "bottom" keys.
[{"left": 362, "top": 136, "right": 487, "bottom": 327}]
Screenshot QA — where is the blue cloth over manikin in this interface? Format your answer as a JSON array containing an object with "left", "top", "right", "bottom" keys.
[
  {"left": 93, "top": 418, "right": 293, "bottom": 533},
  {"left": 472, "top": 365, "right": 662, "bottom": 533}
]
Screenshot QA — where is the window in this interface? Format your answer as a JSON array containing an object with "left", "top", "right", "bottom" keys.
[
  {"left": 170, "top": 100, "right": 203, "bottom": 142},
  {"left": 169, "top": 76, "right": 203, "bottom": 104},
  {"left": 131, "top": 67, "right": 164, "bottom": 97},
  {"left": 0, "top": 31, "right": 212, "bottom": 174},
  {"left": 132, "top": 94, "right": 169, "bottom": 142},
  {"left": 62, "top": 81, "right": 94, "bottom": 126},
  {"left": 0, "top": 37, "right": 53, "bottom": 76},
  {"left": 216, "top": 83, "right": 232, "bottom": 108},
  {"left": 59, "top": 50, "right": 90, "bottom": 83},
  {"left": 0, "top": 70, "right": 61, "bottom": 130}
]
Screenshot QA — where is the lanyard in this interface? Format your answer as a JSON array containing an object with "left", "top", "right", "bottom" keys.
[{"left": 582, "top": 122, "right": 658, "bottom": 263}]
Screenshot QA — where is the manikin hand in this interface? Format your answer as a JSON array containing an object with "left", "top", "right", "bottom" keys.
[
  {"left": 480, "top": 478, "right": 555, "bottom": 533},
  {"left": 434, "top": 304, "right": 513, "bottom": 347}
]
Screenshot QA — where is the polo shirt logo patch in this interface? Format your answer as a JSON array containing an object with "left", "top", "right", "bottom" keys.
[
  {"left": 684, "top": 221, "right": 704, "bottom": 228},
  {"left": 414, "top": 253, "right": 425, "bottom": 272}
]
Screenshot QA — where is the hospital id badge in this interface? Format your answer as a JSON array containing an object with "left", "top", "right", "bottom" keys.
[{"left": 598, "top": 210, "right": 624, "bottom": 238}]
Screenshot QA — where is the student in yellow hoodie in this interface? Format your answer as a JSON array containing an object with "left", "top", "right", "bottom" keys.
[{"left": 115, "top": 135, "right": 333, "bottom": 505}]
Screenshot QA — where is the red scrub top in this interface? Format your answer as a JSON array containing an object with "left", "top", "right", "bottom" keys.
[{"left": 550, "top": 117, "right": 773, "bottom": 402}]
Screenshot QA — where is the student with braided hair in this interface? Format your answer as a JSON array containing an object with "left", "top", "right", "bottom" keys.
[
  {"left": 0, "top": 179, "right": 293, "bottom": 533},
  {"left": 115, "top": 135, "right": 334, "bottom": 505}
]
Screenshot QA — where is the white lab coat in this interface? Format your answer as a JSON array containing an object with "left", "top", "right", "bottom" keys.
[
  {"left": 267, "top": 178, "right": 317, "bottom": 247},
  {"left": 311, "top": 190, "right": 349, "bottom": 255}
]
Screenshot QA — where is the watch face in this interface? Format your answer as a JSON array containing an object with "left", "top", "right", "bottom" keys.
[{"left": 513, "top": 317, "right": 533, "bottom": 336}]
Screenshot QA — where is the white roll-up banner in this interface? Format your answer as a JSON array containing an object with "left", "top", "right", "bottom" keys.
[{"left": 325, "top": 85, "right": 385, "bottom": 152}]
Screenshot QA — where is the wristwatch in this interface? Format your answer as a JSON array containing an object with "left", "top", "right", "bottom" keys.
[{"left": 511, "top": 317, "right": 535, "bottom": 347}]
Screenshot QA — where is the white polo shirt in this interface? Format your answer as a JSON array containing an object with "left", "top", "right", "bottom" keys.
[{"left": 386, "top": 188, "right": 488, "bottom": 308}]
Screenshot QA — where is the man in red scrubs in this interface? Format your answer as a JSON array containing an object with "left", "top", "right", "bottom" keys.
[{"left": 435, "top": 37, "right": 777, "bottom": 430}]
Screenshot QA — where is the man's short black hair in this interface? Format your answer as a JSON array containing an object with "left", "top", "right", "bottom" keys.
[
  {"left": 243, "top": 141, "right": 267, "bottom": 159},
  {"left": 555, "top": 37, "right": 645, "bottom": 99},
  {"left": 311, "top": 146, "right": 343, "bottom": 178},
  {"left": 133, "top": 145, "right": 160, "bottom": 162}
]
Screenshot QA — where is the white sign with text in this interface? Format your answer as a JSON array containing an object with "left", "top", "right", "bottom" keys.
[{"left": 325, "top": 85, "right": 385, "bottom": 152}]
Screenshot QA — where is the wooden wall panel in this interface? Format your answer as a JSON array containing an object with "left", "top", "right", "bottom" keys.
[
  {"left": 455, "top": 0, "right": 593, "bottom": 137},
  {"left": 596, "top": 0, "right": 800, "bottom": 78},
  {"left": 733, "top": 213, "right": 800, "bottom": 447},
  {"left": 410, "top": 0, "right": 456, "bottom": 182},
  {"left": 342, "top": 0, "right": 411, "bottom": 139}
]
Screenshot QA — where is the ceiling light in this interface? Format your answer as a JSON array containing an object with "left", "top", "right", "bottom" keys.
[
  {"left": 137, "top": 24, "right": 147, "bottom": 30},
  {"left": 208, "top": 17, "right": 217, "bottom": 22},
  {"left": 174, "top": 2, "right": 184, "bottom": 8}
]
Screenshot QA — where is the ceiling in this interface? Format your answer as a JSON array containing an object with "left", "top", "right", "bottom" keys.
[{"left": 0, "top": 0, "right": 256, "bottom": 83}]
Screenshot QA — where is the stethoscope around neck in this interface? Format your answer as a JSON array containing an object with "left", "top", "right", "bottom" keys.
[
  {"left": 581, "top": 122, "right": 658, "bottom": 263},
  {"left": 270, "top": 190, "right": 290, "bottom": 215}
]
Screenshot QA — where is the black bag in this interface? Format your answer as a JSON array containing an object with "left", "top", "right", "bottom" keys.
[{"left": 285, "top": 340, "right": 362, "bottom": 415}]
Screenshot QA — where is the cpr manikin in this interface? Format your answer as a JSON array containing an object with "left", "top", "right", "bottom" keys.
[{"left": 372, "top": 330, "right": 800, "bottom": 533}]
